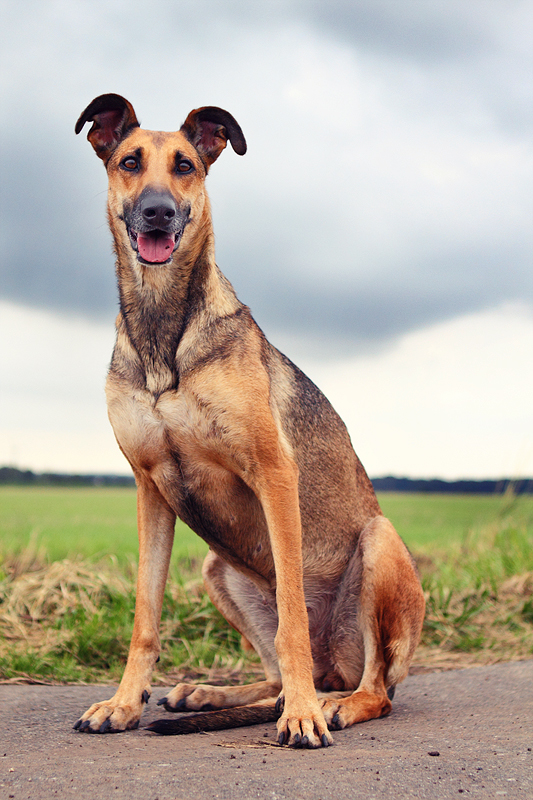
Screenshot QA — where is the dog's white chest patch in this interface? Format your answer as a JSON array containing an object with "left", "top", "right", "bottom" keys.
[
  {"left": 106, "top": 381, "right": 225, "bottom": 481},
  {"left": 106, "top": 381, "right": 253, "bottom": 532},
  {"left": 106, "top": 385, "right": 187, "bottom": 471}
]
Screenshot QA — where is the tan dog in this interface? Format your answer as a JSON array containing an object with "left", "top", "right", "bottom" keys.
[{"left": 74, "top": 94, "right": 425, "bottom": 748}]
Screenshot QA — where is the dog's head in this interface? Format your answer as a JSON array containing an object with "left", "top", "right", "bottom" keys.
[{"left": 76, "top": 94, "right": 246, "bottom": 266}]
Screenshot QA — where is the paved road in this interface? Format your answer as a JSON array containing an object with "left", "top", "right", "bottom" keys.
[{"left": 1, "top": 660, "right": 531, "bottom": 800}]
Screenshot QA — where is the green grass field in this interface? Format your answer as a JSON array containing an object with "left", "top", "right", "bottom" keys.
[
  {"left": 0, "top": 486, "right": 202, "bottom": 563},
  {"left": 379, "top": 491, "right": 533, "bottom": 552},
  {"left": 1, "top": 486, "right": 532, "bottom": 683},
  {"left": 2, "top": 485, "right": 531, "bottom": 562}
]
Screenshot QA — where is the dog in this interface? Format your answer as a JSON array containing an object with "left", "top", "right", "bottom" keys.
[{"left": 73, "top": 94, "right": 425, "bottom": 748}]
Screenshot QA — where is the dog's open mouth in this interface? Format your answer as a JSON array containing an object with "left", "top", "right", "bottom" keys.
[{"left": 127, "top": 228, "right": 180, "bottom": 264}]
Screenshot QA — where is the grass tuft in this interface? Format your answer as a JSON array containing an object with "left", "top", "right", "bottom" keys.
[
  {"left": 1, "top": 492, "right": 532, "bottom": 683},
  {"left": 0, "top": 553, "right": 261, "bottom": 685},
  {"left": 413, "top": 502, "right": 533, "bottom": 669}
]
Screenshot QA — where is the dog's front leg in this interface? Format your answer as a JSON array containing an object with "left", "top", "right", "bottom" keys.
[
  {"left": 259, "top": 460, "right": 333, "bottom": 748},
  {"left": 75, "top": 476, "right": 175, "bottom": 733}
]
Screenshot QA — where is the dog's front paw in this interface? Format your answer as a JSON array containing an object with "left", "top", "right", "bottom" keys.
[
  {"left": 74, "top": 691, "right": 149, "bottom": 733},
  {"left": 276, "top": 699, "right": 333, "bottom": 748}
]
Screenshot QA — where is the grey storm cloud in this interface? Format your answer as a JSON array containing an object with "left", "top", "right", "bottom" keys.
[{"left": 1, "top": 0, "right": 532, "bottom": 354}]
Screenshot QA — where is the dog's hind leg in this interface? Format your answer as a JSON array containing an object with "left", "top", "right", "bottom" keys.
[
  {"left": 320, "top": 516, "right": 425, "bottom": 730},
  {"left": 158, "top": 550, "right": 282, "bottom": 713}
]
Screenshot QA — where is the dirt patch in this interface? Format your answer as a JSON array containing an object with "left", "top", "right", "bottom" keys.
[{"left": 1, "top": 661, "right": 532, "bottom": 800}]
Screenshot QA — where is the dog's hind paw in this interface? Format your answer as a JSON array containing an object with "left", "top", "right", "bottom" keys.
[
  {"left": 320, "top": 689, "right": 392, "bottom": 730},
  {"left": 159, "top": 683, "right": 234, "bottom": 712}
]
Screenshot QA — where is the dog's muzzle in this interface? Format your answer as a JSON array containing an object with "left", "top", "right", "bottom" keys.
[{"left": 125, "top": 190, "right": 189, "bottom": 265}]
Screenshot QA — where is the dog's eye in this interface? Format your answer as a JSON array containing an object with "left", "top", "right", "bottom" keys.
[
  {"left": 121, "top": 157, "right": 139, "bottom": 171},
  {"left": 176, "top": 159, "right": 193, "bottom": 174}
]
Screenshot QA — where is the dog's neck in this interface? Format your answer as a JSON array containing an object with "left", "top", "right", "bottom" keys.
[{"left": 111, "top": 215, "right": 239, "bottom": 396}]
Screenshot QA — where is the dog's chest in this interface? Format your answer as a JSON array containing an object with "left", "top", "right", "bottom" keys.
[
  {"left": 106, "top": 378, "right": 271, "bottom": 568},
  {"left": 107, "top": 381, "right": 212, "bottom": 480}
]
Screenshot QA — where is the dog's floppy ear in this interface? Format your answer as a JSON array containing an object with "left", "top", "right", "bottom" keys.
[
  {"left": 75, "top": 94, "right": 140, "bottom": 163},
  {"left": 180, "top": 107, "right": 247, "bottom": 168}
]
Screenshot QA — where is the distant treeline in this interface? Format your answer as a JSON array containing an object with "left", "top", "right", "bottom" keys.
[
  {"left": 0, "top": 467, "right": 135, "bottom": 487},
  {"left": 1, "top": 466, "right": 532, "bottom": 494},
  {"left": 371, "top": 476, "right": 533, "bottom": 495}
]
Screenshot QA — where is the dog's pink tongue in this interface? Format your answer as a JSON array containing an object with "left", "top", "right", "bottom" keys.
[{"left": 138, "top": 232, "right": 174, "bottom": 263}]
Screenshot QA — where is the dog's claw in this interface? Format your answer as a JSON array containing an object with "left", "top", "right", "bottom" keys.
[
  {"left": 73, "top": 719, "right": 82, "bottom": 731},
  {"left": 278, "top": 730, "right": 286, "bottom": 746},
  {"left": 275, "top": 695, "right": 285, "bottom": 714},
  {"left": 99, "top": 719, "right": 112, "bottom": 733},
  {"left": 157, "top": 695, "right": 189, "bottom": 712},
  {"left": 141, "top": 690, "right": 150, "bottom": 705},
  {"left": 321, "top": 733, "right": 330, "bottom": 747}
]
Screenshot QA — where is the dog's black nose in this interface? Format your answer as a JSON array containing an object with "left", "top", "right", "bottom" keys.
[{"left": 140, "top": 193, "right": 177, "bottom": 228}]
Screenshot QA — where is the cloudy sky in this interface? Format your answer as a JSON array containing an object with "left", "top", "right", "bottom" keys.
[{"left": 1, "top": 0, "right": 532, "bottom": 479}]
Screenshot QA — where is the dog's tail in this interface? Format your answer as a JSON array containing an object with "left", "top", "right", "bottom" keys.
[{"left": 145, "top": 701, "right": 279, "bottom": 736}]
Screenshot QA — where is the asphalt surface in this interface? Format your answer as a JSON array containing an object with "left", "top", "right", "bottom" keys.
[{"left": 1, "top": 660, "right": 532, "bottom": 800}]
